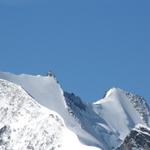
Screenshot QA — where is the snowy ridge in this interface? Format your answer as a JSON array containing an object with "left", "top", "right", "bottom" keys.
[
  {"left": 92, "top": 88, "right": 150, "bottom": 140},
  {"left": 64, "top": 92, "right": 120, "bottom": 150},
  {"left": 0, "top": 72, "right": 102, "bottom": 150},
  {"left": 0, "top": 72, "right": 150, "bottom": 150},
  {"left": 0, "top": 72, "right": 67, "bottom": 116},
  {"left": 0, "top": 72, "right": 103, "bottom": 148},
  {"left": 0, "top": 79, "right": 64, "bottom": 150},
  {"left": 0, "top": 79, "right": 101, "bottom": 150},
  {"left": 125, "top": 92, "right": 150, "bottom": 125}
]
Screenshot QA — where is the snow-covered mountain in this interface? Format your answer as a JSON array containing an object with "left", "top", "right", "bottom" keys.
[
  {"left": 0, "top": 78, "right": 100, "bottom": 150},
  {"left": 0, "top": 72, "right": 103, "bottom": 149},
  {"left": 0, "top": 71, "right": 149, "bottom": 150},
  {"left": 0, "top": 79, "right": 64, "bottom": 150},
  {"left": 92, "top": 88, "right": 150, "bottom": 140}
]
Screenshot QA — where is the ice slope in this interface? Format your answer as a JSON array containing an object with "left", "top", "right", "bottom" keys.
[
  {"left": 0, "top": 79, "right": 101, "bottom": 150},
  {"left": 0, "top": 72, "right": 103, "bottom": 149},
  {"left": 92, "top": 88, "right": 150, "bottom": 140}
]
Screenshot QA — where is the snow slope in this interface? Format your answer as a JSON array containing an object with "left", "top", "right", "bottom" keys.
[
  {"left": 93, "top": 88, "right": 150, "bottom": 140},
  {"left": 0, "top": 72, "right": 67, "bottom": 116},
  {"left": 0, "top": 72, "right": 150, "bottom": 150},
  {"left": 62, "top": 128, "right": 101, "bottom": 150},
  {"left": 64, "top": 92, "right": 120, "bottom": 150},
  {"left": 0, "top": 79, "right": 101, "bottom": 150},
  {"left": 0, "top": 72, "right": 103, "bottom": 149}
]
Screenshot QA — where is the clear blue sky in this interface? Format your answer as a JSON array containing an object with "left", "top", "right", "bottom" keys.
[{"left": 0, "top": 0, "right": 150, "bottom": 103}]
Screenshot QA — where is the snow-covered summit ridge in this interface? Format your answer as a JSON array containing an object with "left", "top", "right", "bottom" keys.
[
  {"left": 94, "top": 87, "right": 150, "bottom": 125},
  {"left": 103, "top": 87, "right": 122, "bottom": 99},
  {"left": 0, "top": 72, "right": 104, "bottom": 149},
  {"left": 0, "top": 71, "right": 150, "bottom": 150},
  {"left": 0, "top": 79, "right": 64, "bottom": 150},
  {"left": 0, "top": 71, "right": 68, "bottom": 117},
  {"left": 93, "top": 87, "right": 150, "bottom": 140},
  {"left": 0, "top": 79, "right": 101, "bottom": 150}
]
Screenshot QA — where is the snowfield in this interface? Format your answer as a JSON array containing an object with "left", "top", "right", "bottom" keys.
[
  {"left": 0, "top": 71, "right": 149, "bottom": 150},
  {"left": 0, "top": 79, "right": 101, "bottom": 150}
]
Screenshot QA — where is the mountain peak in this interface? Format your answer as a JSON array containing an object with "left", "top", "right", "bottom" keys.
[
  {"left": 0, "top": 71, "right": 150, "bottom": 150},
  {"left": 0, "top": 71, "right": 67, "bottom": 116},
  {"left": 94, "top": 87, "right": 125, "bottom": 105},
  {"left": 104, "top": 87, "right": 124, "bottom": 98},
  {"left": 0, "top": 79, "right": 65, "bottom": 150},
  {"left": 93, "top": 87, "right": 150, "bottom": 140}
]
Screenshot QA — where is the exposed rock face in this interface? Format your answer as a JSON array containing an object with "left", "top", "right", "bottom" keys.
[
  {"left": 125, "top": 92, "right": 150, "bottom": 125},
  {"left": 117, "top": 125, "right": 150, "bottom": 150}
]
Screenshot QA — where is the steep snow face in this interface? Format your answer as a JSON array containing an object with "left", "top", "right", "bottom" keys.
[
  {"left": 0, "top": 79, "right": 101, "bottom": 150},
  {"left": 93, "top": 88, "right": 150, "bottom": 140},
  {"left": 0, "top": 72, "right": 150, "bottom": 150},
  {"left": 0, "top": 72, "right": 103, "bottom": 149},
  {"left": 0, "top": 72, "right": 67, "bottom": 116},
  {"left": 64, "top": 92, "right": 120, "bottom": 150}
]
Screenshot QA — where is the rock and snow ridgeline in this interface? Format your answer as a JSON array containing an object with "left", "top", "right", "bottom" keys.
[{"left": 0, "top": 71, "right": 149, "bottom": 150}]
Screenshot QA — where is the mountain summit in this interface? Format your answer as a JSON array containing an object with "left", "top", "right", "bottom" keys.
[{"left": 0, "top": 71, "right": 149, "bottom": 150}]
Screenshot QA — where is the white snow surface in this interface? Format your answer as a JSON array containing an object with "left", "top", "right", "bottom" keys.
[
  {"left": 0, "top": 72, "right": 103, "bottom": 149},
  {"left": 0, "top": 72, "right": 116, "bottom": 150},
  {"left": 61, "top": 128, "right": 101, "bottom": 150},
  {"left": 0, "top": 79, "right": 101, "bottom": 150},
  {"left": 0, "top": 72, "right": 67, "bottom": 116},
  {"left": 93, "top": 88, "right": 149, "bottom": 140},
  {"left": 0, "top": 72, "right": 150, "bottom": 150}
]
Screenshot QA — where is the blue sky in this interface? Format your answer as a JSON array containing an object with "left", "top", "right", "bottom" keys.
[{"left": 0, "top": 0, "right": 150, "bottom": 103}]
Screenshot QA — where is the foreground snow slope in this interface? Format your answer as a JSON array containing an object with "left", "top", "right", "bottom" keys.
[
  {"left": 0, "top": 72, "right": 103, "bottom": 149},
  {"left": 0, "top": 79, "right": 101, "bottom": 150}
]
